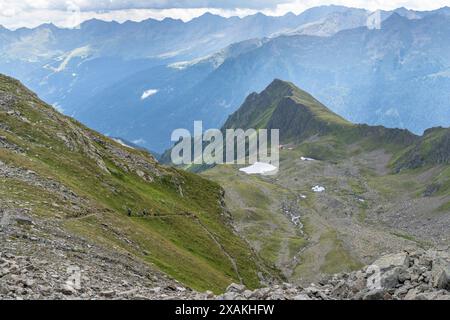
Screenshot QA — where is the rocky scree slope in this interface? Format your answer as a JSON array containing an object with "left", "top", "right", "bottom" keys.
[
  {"left": 218, "top": 250, "right": 450, "bottom": 300},
  {"left": 0, "top": 74, "right": 270, "bottom": 294}
]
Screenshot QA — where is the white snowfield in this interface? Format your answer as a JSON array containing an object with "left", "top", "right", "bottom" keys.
[
  {"left": 112, "top": 138, "right": 135, "bottom": 150},
  {"left": 239, "top": 162, "right": 278, "bottom": 175},
  {"left": 301, "top": 156, "right": 316, "bottom": 161},
  {"left": 141, "top": 89, "right": 159, "bottom": 100},
  {"left": 49, "top": 46, "right": 91, "bottom": 73},
  {"left": 312, "top": 186, "right": 326, "bottom": 193}
]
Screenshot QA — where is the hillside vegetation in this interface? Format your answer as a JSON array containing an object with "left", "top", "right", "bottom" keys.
[{"left": 0, "top": 74, "right": 270, "bottom": 293}]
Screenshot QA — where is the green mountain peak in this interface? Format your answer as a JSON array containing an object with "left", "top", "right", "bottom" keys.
[{"left": 223, "top": 79, "right": 352, "bottom": 142}]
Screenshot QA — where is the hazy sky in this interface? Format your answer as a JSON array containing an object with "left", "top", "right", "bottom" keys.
[{"left": 1, "top": 0, "right": 450, "bottom": 29}]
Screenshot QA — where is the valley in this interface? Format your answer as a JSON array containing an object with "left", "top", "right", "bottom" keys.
[
  {"left": 0, "top": 3, "right": 449, "bottom": 301},
  {"left": 202, "top": 80, "right": 450, "bottom": 285},
  {"left": 0, "top": 74, "right": 449, "bottom": 300}
]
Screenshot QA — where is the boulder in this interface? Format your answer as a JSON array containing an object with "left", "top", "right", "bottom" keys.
[
  {"left": 404, "top": 289, "right": 420, "bottom": 300},
  {"left": 431, "top": 258, "right": 450, "bottom": 289},
  {"left": 372, "top": 252, "right": 410, "bottom": 271},
  {"left": 226, "top": 283, "right": 246, "bottom": 293},
  {"left": 380, "top": 267, "right": 401, "bottom": 289},
  {"left": 363, "top": 289, "right": 386, "bottom": 300},
  {"left": 293, "top": 294, "right": 311, "bottom": 300}
]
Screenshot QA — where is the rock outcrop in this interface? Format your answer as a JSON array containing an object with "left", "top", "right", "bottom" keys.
[{"left": 215, "top": 250, "right": 450, "bottom": 301}]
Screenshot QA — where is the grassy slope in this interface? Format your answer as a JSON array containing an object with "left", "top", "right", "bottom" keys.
[
  {"left": 201, "top": 80, "right": 449, "bottom": 283},
  {"left": 0, "top": 74, "right": 265, "bottom": 293},
  {"left": 223, "top": 79, "right": 352, "bottom": 135},
  {"left": 203, "top": 165, "right": 306, "bottom": 275}
]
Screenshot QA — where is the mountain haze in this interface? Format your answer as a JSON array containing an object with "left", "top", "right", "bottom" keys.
[
  {"left": 3, "top": 6, "right": 450, "bottom": 151},
  {"left": 68, "top": 10, "right": 450, "bottom": 152}
]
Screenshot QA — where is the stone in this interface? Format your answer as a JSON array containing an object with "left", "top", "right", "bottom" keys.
[
  {"left": 60, "top": 284, "right": 77, "bottom": 296},
  {"left": 242, "top": 290, "right": 253, "bottom": 299},
  {"left": 431, "top": 259, "right": 450, "bottom": 289},
  {"left": 226, "top": 283, "right": 246, "bottom": 293},
  {"left": 222, "top": 292, "right": 237, "bottom": 300},
  {"left": 372, "top": 252, "right": 410, "bottom": 271},
  {"left": 100, "top": 290, "right": 116, "bottom": 298},
  {"left": 398, "top": 269, "right": 411, "bottom": 283},
  {"left": 380, "top": 267, "right": 401, "bottom": 289},
  {"left": 293, "top": 294, "right": 311, "bottom": 300},
  {"left": 14, "top": 215, "right": 34, "bottom": 226},
  {"left": 363, "top": 289, "right": 386, "bottom": 300},
  {"left": 0, "top": 284, "right": 9, "bottom": 295}
]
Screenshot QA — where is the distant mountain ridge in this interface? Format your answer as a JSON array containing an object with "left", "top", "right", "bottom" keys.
[
  {"left": 163, "top": 80, "right": 433, "bottom": 167},
  {"left": 218, "top": 80, "right": 450, "bottom": 170},
  {"left": 2, "top": 6, "right": 450, "bottom": 152},
  {"left": 395, "top": 127, "right": 450, "bottom": 171},
  {"left": 223, "top": 79, "right": 353, "bottom": 142},
  {"left": 224, "top": 80, "right": 419, "bottom": 145}
]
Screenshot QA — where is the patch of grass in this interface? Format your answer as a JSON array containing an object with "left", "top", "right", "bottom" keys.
[
  {"left": 203, "top": 165, "right": 306, "bottom": 272},
  {"left": 320, "top": 231, "right": 363, "bottom": 274},
  {"left": 436, "top": 201, "right": 450, "bottom": 213},
  {"left": 391, "top": 232, "right": 418, "bottom": 243}
]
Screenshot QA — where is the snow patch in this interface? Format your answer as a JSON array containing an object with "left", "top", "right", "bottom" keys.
[
  {"left": 132, "top": 139, "right": 146, "bottom": 145},
  {"left": 49, "top": 46, "right": 91, "bottom": 73},
  {"left": 113, "top": 138, "right": 135, "bottom": 150},
  {"left": 312, "top": 186, "right": 326, "bottom": 193},
  {"left": 52, "top": 102, "right": 64, "bottom": 113},
  {"left": 141, "top": 89, "right": 158, "bottom": 100},
  {"left": 239, "top": 162, "right": 278, "bottom": 175}
]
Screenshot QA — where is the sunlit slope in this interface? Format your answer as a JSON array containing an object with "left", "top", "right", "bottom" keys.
[{"left": 0, "top": 74, "right": 269, "bottom": 293}]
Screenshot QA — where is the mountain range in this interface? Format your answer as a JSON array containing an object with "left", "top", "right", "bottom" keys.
[
  {"left": 2, "top": 6, "right": 450, "bottom": 152},
  {"left": 1, "top": 73, "right": 449, "bottom": 299}
]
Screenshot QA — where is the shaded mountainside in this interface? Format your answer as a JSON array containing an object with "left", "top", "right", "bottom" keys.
[
  {"left": 223, "top": 79, "right": 418, "bottom": 155},
  {"left": 223, "top": 79, "right": 352, "bottom": 142},
  {"left": 0, "top": 74, "right": 273, "bottom": 293},
  {"left": 162, "top": 79, "right": 424, "bottom": 165},
  {"left": 395, "top": 127, "right": 450, "bottom": 171}
]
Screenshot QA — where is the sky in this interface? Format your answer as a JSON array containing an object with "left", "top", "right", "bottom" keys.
[{"left": 1, "top": 0, "right": 450, "bottom": 29}]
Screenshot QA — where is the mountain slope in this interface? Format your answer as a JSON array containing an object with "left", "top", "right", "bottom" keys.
[
  {"left": 395, "top": 127, "right": 450, "bottom": 171},
  {"left": 223, "top": 80, "right": 417, "bottom": 152},
  {"left": 201, "top": 80, "right": 450, "bottom": 285},
  {"left": 0, "top": 74, "right": 271, "bottom": 293},
  {"left": 0, "top": 6, "right": 370, "bottom": 122},
  {"left": 223, "top": 79, "right": 353, "bottom": 142},
  {"left": 74, "top": 13, "right": 450, "bottom": 152}
]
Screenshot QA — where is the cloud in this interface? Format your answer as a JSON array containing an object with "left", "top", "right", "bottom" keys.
[
  {"left": 0, "top": 0, "right": 295, "bottom": 12},
  {"left": 1, "top": 0, "right": 450, "bottom": 29}
]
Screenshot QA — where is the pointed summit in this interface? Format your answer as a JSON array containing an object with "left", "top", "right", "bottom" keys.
[
  {"left": 382, "top": 12, "right": 410, "bottom": 27},
  {"left": 223, "top": 79, "right": 352, "bottom": 142}
]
